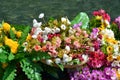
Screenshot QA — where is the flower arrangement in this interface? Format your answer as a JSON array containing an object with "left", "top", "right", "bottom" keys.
[{"left": 1, "top": 9, "right": 120, "bottom": 80}]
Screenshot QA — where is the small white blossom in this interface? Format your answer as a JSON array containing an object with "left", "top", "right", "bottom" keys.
[
  {"left": 65, "top": 45, "right": 70, "bottom": 52},
  {"left": 90, "top": 47, "right": 95, "bottom": 51},
  {"left": 33, "top": 19, "right": 37, "bottom": 24},
  {"left": 63, "top": 54, "right": 69, "bottom": 59},
  {"left": 44, "top": 27, "right": 52, "bottom": 34},
  {"left": 33, "top": 22, "right": 42, "bottom": 28},
  {"left": 63, "top": 56, "right": 72, "bottom": 63},
  {"left": 51, "top": 29, "right": 56, "bottom": 34},
  {"left": 39, "top": 13, "right": 44, "bottom": 18},
  {"left": 55, "top": 28, "right": 60, "bottom": 33},
  {"left": 60, "top": 24, "right": 66, "bottom": 30},
  {"left": 104, "top": 20, "right": 110, "bottom": 28},
  {"left": 82, "top": 54, "right": 88, "bottom": 62},
  {"left": 46, "top": 59, "right": 53, "bottom": 65},
  {"left": 42, "top": 35, "right": 48, "bottom": 41},
  {"left": 32, "top": 35, "right": 38, "bottom": 39},
  {"left": 55, "top": 58, "right": 61, "bottom": 64},
  {"left": 61, "top": 17, "right": 71, "bottom": 25}
]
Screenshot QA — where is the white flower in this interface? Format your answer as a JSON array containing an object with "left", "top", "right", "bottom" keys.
[
  {"left": 90, "top": 47, "right": 95, "bottom": 51},
  {"left": 63, "top": 54, "right": 69, "bottom": 59},
  {"left": 42, "top": 35, "right": 48, "bottom": 41},
  {"left": 82, "top": 54, "right": 88, "bottom": 62},
  {"left": 33, "top": 19, "right": 37, "bottom": 24},
  {"left": 61, "top": 17, "right": 71, "bottom": 25},
  {"left": 101, "top": 29, "right": 114, "bottom": 39},
  {"left": 60, "top": 24, "right": 66, "bottom": 30},
  {"left": 69, "top": 28, "right": 75, "bottom": 34},
  {"left": 39, "top": 13, "right": 44, "bottom": 18},
  {"left": 33, "top": 22, "right": 42, "bottom": 28},
  {"left": 51, "top": 29, "right": 56, "bottom": 34},
  {"left": 32, "top": 35, "right": 37, "bottom": 39},
  {"left": 63, "top": 56, "right": 72, "bottom": 63},
  {"left": 55, "top": 28, "right": 60, "bottom": 33},
  {"left": 113, "top": 45, "right": 119, "bottom": 52},
  {"left": 65, "top": 45, "right": 70, "bottom": 52},
  {"left": 55, "top": 58, "right": 61, "bottom": 64},
  {"left": 104, "top": 20, "right": 110, "bottom": 28},
  {"left": 111, "top": 61, "right": 119, "bottom": 67},
  {"left": 44, "top": 27, "right": 52, "bottom": 34},
  {"left": 46, "top": 59, "right": 53, "bottom": 65}
]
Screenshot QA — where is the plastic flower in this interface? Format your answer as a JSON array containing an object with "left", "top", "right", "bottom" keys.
[{"left": 2, "top": 23, "right": 11, "bottom": 32}]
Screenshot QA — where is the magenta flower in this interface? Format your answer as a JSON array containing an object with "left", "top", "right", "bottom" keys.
[{"left": 73, "top": 22, "right": 82, "bottom": 29}]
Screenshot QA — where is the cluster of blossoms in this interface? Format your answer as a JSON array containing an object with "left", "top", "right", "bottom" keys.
[
  {"left": 114, "top": 16, "right": 120, "bottom": 29},
  {"left": 25, "top": 13, "right": 92, "bottom": 65},
  {"left": 0, "top": 23, "right": 21, "bottom": 54},
  {"left": 70, "top": 66, "right": 117, "bottom": 80},
  {"left": 21, "top": 9, "right": 120, "bottom": 79},
  {"left": 69, "top": 9, "right": 120, "bottom": 80}
]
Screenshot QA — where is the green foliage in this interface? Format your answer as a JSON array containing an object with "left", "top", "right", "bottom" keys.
[
  {"left": 28, "top": 51, "right": 51, "bottom": 61},
  {"left": 101, "top": 44, "right": 108, "bottom": 55},
  {"left": 20, "top": 58, "right": 42, "bottom": 80},
  {"left": 89, "top": 17, "right": 101, "bottom": 31},
  {"left": 71, "top": 12, "right": 89, "bottom": 29},
  {"left": 41, "top": 63, "right": 59, "bottom": 79},
  {"left": 110, "top": 23, "right": 120, "bottom": 40},
  {"left": 2, "top": 63, "right": 16, "bottom": 80},
  {"left": 10, "top": 29, "right": 16, "bottom": 40},
  {"left": 57, "top": 64, "right": 64, "bottom": 71},
  {"left": 18, "top": 26, "right": 30, "bottom": 45},
  {"left": 0, "top": 47, "right": 8, "bottom": 63}
]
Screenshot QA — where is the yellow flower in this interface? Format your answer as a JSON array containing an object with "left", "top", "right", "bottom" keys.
[
  {"left": 58, "top": 50, "right": 66, "bottom": 58},
  {"left": 26, "top": 34, "right": 32, "bottom": 41},
  {"left": 11, "top": 27, "right": 16, "bottom": 34},
  {"left": 116, "top": 69, "right": 120, "bottom": 79},
  {"left": 96, "top": 16, "right": 102, "bottom": 20},
  {"left": 107, "top": 54, "right": 113, "bottom": 62},
  {"left": 117, "top": 56, "right": 120, "bottom": 61},
  {"left": 3, "top": 23, "right": 11, "bottom": 32},
  {"left": 107, "top": 46, "right": 113, "bottom": 54},
  {"left": 106, "top": 38, "right": 118, "bottom": 44},
  {"left": 16, "top": 31, "right": 22, "bottom": 38},
  {"left": 4, "top": 36, "right": 19, "bottom": 54}
]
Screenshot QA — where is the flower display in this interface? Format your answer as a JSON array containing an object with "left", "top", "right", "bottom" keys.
[{"left": 1, "top": 9, "right": 120, "bottom": 80}]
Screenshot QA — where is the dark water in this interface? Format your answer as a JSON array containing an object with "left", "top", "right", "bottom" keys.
[{"left": 0, "top": 0, "right": 120, "bottom": 26}]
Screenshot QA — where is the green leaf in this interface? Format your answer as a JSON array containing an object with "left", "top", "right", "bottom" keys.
[
  {"left": 19, "top": 26, "right": 30, "bottom": 44},
  {"left": 29, "top": 51, "right": 51, "bottom": 61},
  {"left": 2, "top": 63, "right": 16, "bottom": 80},
  {"left": 8, "top": 53, "right": 15, "bottom": 61},
  {"left": 0, "top": 48, "right": 8, "bottom": 62},
  {"left": 10, "top": 28, "right": 16, "bottom": 40},
  {"left": 71, "top": 12, "right": 89, "bottom": 29},
  {"left": 20, "top": 58, "right": 42, "bottom": 80},
  {"left": 0, "top": 63, "right": 4, "bottom": 80},
  {"left": 57, "top": 64, "right": 64, "bottom": 71}
]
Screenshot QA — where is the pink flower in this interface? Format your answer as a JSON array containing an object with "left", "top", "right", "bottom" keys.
[
  {"left": 103, "top": 13, "right": 111, "bottom": 22},
  {"left": 73, "top": 41, "right": 81, "bottom": 49},
  {"left": 33, "top": 45, "right": 41, "bottom": 51},
  {"left": 55, "top": 37, "right": 61, "bottom": 47},
  {"left": 65, "top": 37, "right": 71, "bottom": 44}
]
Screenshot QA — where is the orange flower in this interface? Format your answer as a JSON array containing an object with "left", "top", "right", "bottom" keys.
[
  {"left": 107, "top": 54, "right": 113, "bottom": 62},
  {"left": 117, "top": 56, "right": 120, "bottom": 61}
]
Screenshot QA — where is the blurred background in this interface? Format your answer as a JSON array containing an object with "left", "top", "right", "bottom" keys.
[{"left": 0, "top": 0, "right": 120, "bottom": 26}]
